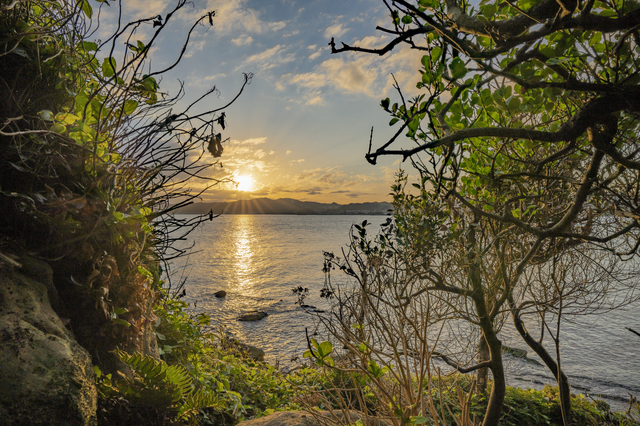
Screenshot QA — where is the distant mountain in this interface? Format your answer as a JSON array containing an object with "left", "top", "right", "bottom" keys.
[{"left": 174, "top": 197, "right": 393, "bottom": 215}]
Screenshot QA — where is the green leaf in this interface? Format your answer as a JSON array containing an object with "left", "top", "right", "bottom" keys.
[
  {"left": 546, "top": 57, "right": 571, "bottom": 65},
  {"left": 401, "top": 15, "right": 412, "bottom": 24},
  {"left": 430, "top": 46, "right": 442, "bottom": 63},
  {"left": 113, "top": 318, "right": 131, "bottom": 327},
  {"left": 81, "top": 41, "right": 98, "bottom": 52},
  {"left": 123, "top": 100, "right": 138, "bottom": 115},
  {"left": 77, "top": 0, "right": 93, "bottom": 18},
  {"left": 102, "top": 57, "right": 116, "bottom": 78},
  {"left": 318, "top": 341, "right": 333, "bottom": 357},
  {"left": 408, "top": 117, "right": 419, "bottom": 132},
  {"left": 449, "top": 57, "right": 467, "bottom": 79}
]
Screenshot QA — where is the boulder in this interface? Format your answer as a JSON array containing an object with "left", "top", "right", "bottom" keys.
[
  {"left": 0, "top": 256, "right": 97, "bottom": 426},
  {"left": 237, "top": 410, "right": 390, "bottom": 426},
  {"left": 214, "top": 290, "right": 227, "bottom": 298},
  {"left": 237, "top": 342, "right": 265, "bottom": 361},
  {"left": 237, "top": 311, "right": 268, "bottom": 321}
]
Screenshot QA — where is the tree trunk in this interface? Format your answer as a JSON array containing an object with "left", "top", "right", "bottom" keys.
[
  {"left": 468, "top": 217, "right": 506, "bottom": 426},
  {"left": 479, "top": 326, "right": 506, "bottom": 426},
  {"left": 509, "top": 298, "right": 571, "bottom": 423},
  {"left": 477, "top": 336, "right": 490, "bottom": 394}
]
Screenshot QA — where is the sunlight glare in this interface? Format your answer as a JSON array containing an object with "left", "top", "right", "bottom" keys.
[{"left": 235, "top": 174, "right": 255, "bottom": 192}]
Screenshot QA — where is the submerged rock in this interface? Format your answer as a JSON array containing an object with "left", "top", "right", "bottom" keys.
[
  {"left": 503, "top": 345, "right": 527, "bottom": 358},
  {"left": 237, "top": 311, "right": 268, "bottom": 321},
  {"left": 214, "top": 290, "right": 227, "bottom": 298},
  {"left": 0, "top": 256, "right": 97, "bottom": 426}
]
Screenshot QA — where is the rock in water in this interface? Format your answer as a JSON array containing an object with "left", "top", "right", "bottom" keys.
[
  {"left": 237, "top": 311, "right": 268, "bottom": 321},
  {"left": 0, "top": 256, "right": 97, "bottom": 426},
  {"left": 214, "top": 290, "right": 227, "bottom": 298}
]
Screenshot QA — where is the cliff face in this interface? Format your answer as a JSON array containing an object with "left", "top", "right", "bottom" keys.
[{"left": 0, "top": 255, "right": 97, "bottom": 426}]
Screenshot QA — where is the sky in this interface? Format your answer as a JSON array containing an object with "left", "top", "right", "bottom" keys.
[{"left": 96, "top": 0, "right": 425, "bottom": 203}]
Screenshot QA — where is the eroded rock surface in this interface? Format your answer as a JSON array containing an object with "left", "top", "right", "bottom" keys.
[{"left": 0, "top": 256, "right": 97, "bottom": 426}]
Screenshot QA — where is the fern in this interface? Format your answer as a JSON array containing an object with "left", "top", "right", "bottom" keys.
[
  {"left": 179, "top": 388, "right": 223, "bottom": 419},
  {"left": 110, "top": 350, "right": 222, "bottom": 419}
]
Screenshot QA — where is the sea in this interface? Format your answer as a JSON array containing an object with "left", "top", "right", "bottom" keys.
[{"left": 169, "top": 214, "right": 640, "bottom": 412}]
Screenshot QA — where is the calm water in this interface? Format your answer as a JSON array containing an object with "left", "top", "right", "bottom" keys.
[{"left": 171, "top": 214, "right": 639, "bottom": 411}]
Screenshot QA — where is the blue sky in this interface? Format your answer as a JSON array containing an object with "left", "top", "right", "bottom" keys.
[{"left": 97, "top": 0, "right": 424, "bottom": 203}]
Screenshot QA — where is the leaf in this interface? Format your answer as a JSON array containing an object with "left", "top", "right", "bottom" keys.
[
  {"left": 408, "top": 117, "right": 419, "bottom": 132},
  {"left": 401, "top": 15, "right": 412, "bottom": 24},
  {"left": 39, "top": 110, "right": 54, "bottom": 121},
  {"left": 546, "top": 57, "right": 571, "bottom": 65},
  {"left": 77, "top": 0, "right": 93, "bottom": 18},
  {"left": 449, "top": 57, "right": 468, "bottom": 79},
  {"left": 102, "top": 57, "right": 116, "bottom": 77},
  {"left": 430, "top": 46, "right": 442, "bottom": 63},
  {"left": 123, "top": 100, "right": 138, "bottom": 115},
  {"left": 318, "top": 341, "right": 333, "bottom": 357},
  {"left": 80, "top": 41, "right": 98, "bottom": 52},
  {"left": 113, "top": 318, "right": 131, "bottom": 327}
]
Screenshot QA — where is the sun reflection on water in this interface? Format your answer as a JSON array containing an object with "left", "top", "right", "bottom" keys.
[{"left": 234, "top": 218, "right": 256, "bottom": 296}]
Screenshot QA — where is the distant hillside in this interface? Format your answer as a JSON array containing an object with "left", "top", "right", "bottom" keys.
[{"left": 174, "top": 198, "right": 393, "bottom": 215}]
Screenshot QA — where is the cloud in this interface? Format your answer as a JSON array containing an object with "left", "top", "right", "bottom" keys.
[
  {"left": 231, "top": 34, "right": 254, "bottom": 45},
  {"left": 308, "top": 51, "right": 322, "bottom": 61},
  {"left": 204, "top": 73, "right": 227, "bottom": 80},
  {"left": 307, "top": 44, "right": 318, "bottom": 50},
  {"left": 192, "top": 0, "right": 288, "bottom": 36},
  {"left": 268, "top": 21, "right": 287, "bottom": 32},
  {"left": 305, "top": 95, "right": 324, "bottom": 106},
  {"left": 280, "top": 34, "right": 424, "bottom": 99},
  {"left": 232, "top": 137, "right": 267, "bottom": 145},
  {"left": 184, "top": 38, "right": 207, "bottom": 58},
  {"left": 324, "top": 22, "right": 349, "bottom": 39},
  {"left": 243, "top": 44, "right": 296, "bottom": 70}
]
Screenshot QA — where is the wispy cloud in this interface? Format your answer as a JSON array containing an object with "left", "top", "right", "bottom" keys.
[
  {"left": 279, "top": 34, "right": 423, "bottom": 99},
  {"left": 242, "top": 44, "right": 296, "bottom": 71},
  {"left": 231, "top": 34, "right": 254, "bottom": 45}
]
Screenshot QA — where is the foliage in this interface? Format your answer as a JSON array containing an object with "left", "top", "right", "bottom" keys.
[
  {"left": 0, "top": 0, "right": 251, "bottom": 372},
  {"left": 95, "top": 350, "right": 223, "bottom": 423},
  {"left": 299, "top": 342, "right": 640, "bottom": 426},
  {"left": 331, "top": 2, "right": 640, "bottom": 424},
  {"left": 152, "top": 294, "right": 307, "bottom": 424}
]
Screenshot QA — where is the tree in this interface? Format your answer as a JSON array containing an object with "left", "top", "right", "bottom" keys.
[{"left": 331, "top": 1, "right": 640, "bottom": 424}]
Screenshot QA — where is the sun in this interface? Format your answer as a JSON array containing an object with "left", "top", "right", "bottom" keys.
[{"left": 235, "top": 174, "right": 255, "bottom": 192}]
